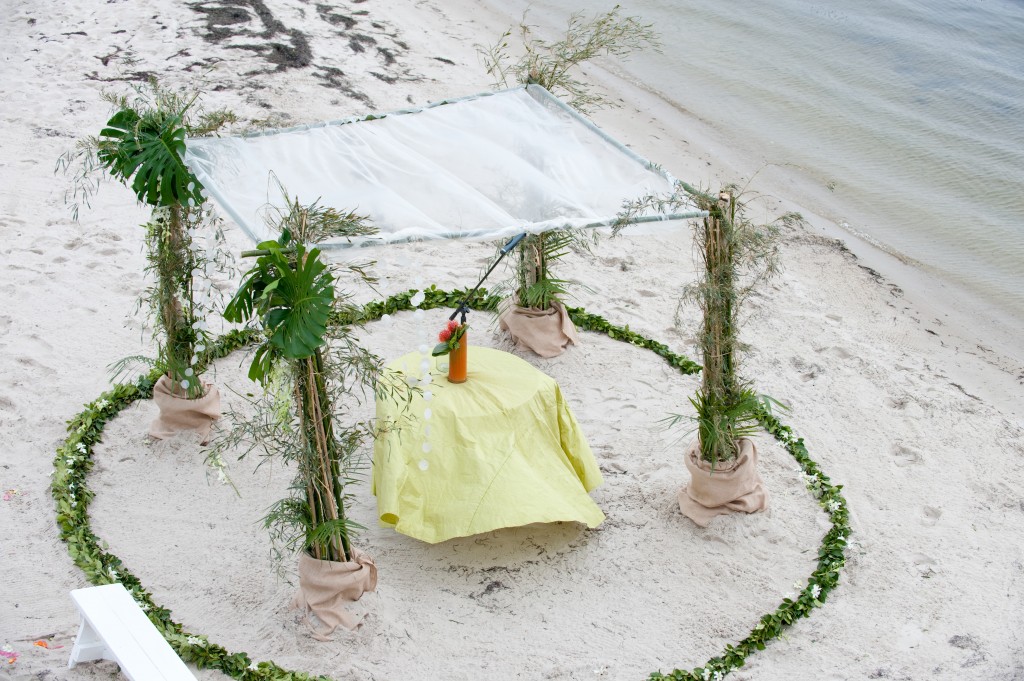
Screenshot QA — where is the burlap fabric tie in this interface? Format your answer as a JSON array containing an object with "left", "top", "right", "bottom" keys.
[
  {"left": 148, "top": 375, "right": 221, "bottom": 445},
  {"left": 498, "top": 300, "right": 579, "bottom": 358},
  {"left": 292, "top": 548, "right": 378, "bottom": 641},
  {"left": 678, "top": 438, "right": 768, "bottom": 527}
]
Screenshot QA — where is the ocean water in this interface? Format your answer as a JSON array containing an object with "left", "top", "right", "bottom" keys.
[{"left": 487, "top": 0, "right": 1024, "bottom": 323}]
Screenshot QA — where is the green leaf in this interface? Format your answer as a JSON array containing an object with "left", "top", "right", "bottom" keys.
[
  {"left": 98, "top": 108, "right": 202, "bottom": 207},
  {"left": 262, "top": 246, "right": 333, "bottom": 359},
  {"left": 226, "top": 242, "right": 335, "bottom": 384}
]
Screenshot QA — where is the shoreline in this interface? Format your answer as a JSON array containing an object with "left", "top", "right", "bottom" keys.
[{"left": 579, "top": 65, "right": 1024, "bottom": 416}]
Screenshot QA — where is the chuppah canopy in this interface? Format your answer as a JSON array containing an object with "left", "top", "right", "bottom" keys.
[{"left": 184, "top": 85, "right": 705, "bottom": 249}]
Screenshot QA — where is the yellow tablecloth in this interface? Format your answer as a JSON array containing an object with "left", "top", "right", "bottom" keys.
[{"left": 373, "top": 347, "right": 604, "bottom": 543}]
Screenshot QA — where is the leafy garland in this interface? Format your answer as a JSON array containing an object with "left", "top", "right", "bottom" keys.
[
  {"left": 648, "top": 406, "right": 850, "bottom": 681},
  {"left": 52, "top": 287, "right": 847, "bottom": 681}
]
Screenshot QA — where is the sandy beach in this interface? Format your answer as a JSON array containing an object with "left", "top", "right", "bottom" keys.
[{"left": 1, "top": 1, "right": 1022, "bottom": 679}]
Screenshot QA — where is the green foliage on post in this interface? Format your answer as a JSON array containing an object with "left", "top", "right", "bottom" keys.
[
  {"left": 59, "top": 82, "right": 236, "bottom": 399},
  {"left": 510, "top": 230, "right": 592, "bottom": 311},
  {"left": 481, "top": 5, "right": 659, "bottom": 310},
  {"left": 222, "top": 196, "right": 402, "bottom": 564},
  {"left": 619, "top": 182, "right": 802, "bottom": 468},
  {"left": 480, "top": 4, "right": 659, "bottom": 114},
  {"left": 684, "top": 188, "right": 797, "bottom": 467}
]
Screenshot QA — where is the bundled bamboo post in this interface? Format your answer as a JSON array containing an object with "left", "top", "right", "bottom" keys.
[
  {"left": 698, "top": 191, "right": 741, "bottom": 463},
  {"left": 518, "top": 233, "right": 546, "bottom": 309},
  {"left": 296, "top": 347, "right": 351, "bottom": 562}
]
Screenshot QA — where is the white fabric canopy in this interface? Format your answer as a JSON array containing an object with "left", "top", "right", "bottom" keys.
[{"left": 185, "top": 85, "right": 700, "bottom": 248}]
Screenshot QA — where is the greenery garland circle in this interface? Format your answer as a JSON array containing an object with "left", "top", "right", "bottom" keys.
[{"left": 51, "top": 286, "right": 849, "bottom": 681}]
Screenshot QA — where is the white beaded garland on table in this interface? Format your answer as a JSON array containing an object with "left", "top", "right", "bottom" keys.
[
  {"left": 405, "top": 276, "right": 436, "bottom": 475},
  {"left": 376, "top": 260, "right": 442, "bottom": 476}
]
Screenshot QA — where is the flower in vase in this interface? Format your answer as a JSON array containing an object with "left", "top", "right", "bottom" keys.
[{"left": 432, "top": 319, "right": 467, "bottom": 356}]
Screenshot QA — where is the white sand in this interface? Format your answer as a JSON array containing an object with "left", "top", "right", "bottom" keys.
[{"left": 1, "top": 1, "right": 1022, "bottom": 679}]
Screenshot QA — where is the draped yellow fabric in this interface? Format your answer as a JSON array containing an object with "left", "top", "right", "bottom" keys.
[{"left": 373, "top": 347, "right": 604, "bottom": 543}]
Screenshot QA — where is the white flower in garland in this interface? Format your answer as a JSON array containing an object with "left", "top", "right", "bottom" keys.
[
  {"left": 826, "top": 499, "right": 840, "bottom": 513},
  {"left": 76, "top": 443, "right": 87, "bottom": 454},
  {"left": 810, "top": 583, "right": 821, "bottom": 599},
  {"left": 186, "top": 635, "right": 205, "bottom": 647}
]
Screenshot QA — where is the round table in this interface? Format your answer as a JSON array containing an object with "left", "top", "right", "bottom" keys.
[{"left": 372, "top": 347, "right": 604, "bottom": 543}]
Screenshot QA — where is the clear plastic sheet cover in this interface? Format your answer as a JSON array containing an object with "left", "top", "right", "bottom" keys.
[{"left": 184, "top": 86, "right": 686, "bottom": 249}]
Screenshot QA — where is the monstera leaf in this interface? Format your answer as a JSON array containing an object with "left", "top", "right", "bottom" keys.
[
  {"left": 225, "top": 237, "right": 335, "bottom": 385},
  {"left": 97, "top": 108, "right": 203, "bottom": 207},
  {"left": 263, "top": 244, "right": 334, "bottom": 359}
]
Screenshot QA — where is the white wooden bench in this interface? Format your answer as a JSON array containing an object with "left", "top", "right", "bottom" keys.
[{"left": 68, "top": 583, "right": 198, "bottom": 680}]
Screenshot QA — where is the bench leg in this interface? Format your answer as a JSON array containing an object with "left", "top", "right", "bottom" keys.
[{"left": 68, "top": 618, "right": 112, "bottom": 668}]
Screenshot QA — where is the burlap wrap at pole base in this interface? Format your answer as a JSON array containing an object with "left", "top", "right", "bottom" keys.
[
  {"left": 498, "top": 299, "right": 579, "bottom": 358},
  {"left": 678, "top": 438, "right": 768, "bottom": 527},
  {"left": 148, "top": 375, "right": 221, "bottom": 445},
  {"left": 292, "top": 548, "right": 378, "bottom": 641}
]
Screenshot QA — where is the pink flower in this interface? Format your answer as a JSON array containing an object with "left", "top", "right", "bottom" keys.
[
  {"left": 438, "top": 327, "right": 453, "bottom": 342},
  {"left": 446, "top": 319, "right": 459, "bottom": 331}
]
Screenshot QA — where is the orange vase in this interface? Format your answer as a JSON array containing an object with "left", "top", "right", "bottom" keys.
[{"left": 447, "top": 332, "right": 468, "bottom": 383}]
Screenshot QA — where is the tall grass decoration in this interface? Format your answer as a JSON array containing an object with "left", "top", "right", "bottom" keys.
[
  {"left": 510, "top": 230, "right": 591, "bottom": 310},
  {"left": 58, "top": 81, "right": 235, "bottom": 398},
  {"left": 480, "top": 5, "right": 659, "bottom": 114},
  {"left": 222, "top": 194, "right": 404, "bottom": 564},
  {"left": 620, "top": 182, "right": 801, "bottom": 467},
  {"left": 481, "top": 5, "right": 659, "bottom": 310}
]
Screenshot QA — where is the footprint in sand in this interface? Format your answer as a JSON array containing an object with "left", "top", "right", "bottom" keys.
[
  {"left": 921, "top": 506, "right": 942, "bottom": 526},
  {"left": 893, "top": 444, "right": 924, "bottom": 467},
  {"left": 790, "top": 356, "right": 823, "bottom": 381},
  {"left": 910, "top": 553, "right": 938, "bottom": 578},
  {"left": 16, "top": 356, "right": 55, "bottom": 375},
  {"left": 887, "top": 395, "right": 909, "bottom": 409},
  {"left": 816, "top": 345, "right": 854, "bottom": 360},
  {"left": 27, "top": 333, "right": 53, "bottom": 353}
]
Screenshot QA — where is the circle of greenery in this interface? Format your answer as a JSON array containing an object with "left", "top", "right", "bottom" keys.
[{"left": 52, "top": 285, "right": 849, "bottom": 681}]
